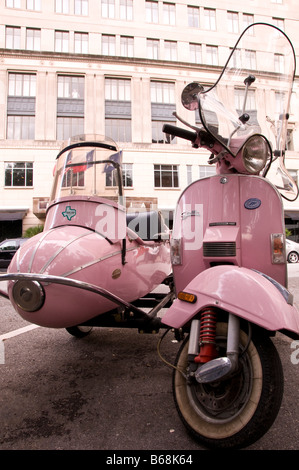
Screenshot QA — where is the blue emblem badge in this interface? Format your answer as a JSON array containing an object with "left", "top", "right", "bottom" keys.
[{"left": 244, "top": 198, "right": 261, "bottom": 210}]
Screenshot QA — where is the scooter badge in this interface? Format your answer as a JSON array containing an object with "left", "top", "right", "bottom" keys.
[
  {"left": 244, "top": 198, "right": 261, "bottom": 210},
  {"left": 62, "top": 206, "right": 76, "bottom": 220}
]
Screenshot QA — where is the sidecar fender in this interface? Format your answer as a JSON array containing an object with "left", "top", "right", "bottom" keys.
[{"left": 162, "top": 265, "right": 299, "bottom": 337}]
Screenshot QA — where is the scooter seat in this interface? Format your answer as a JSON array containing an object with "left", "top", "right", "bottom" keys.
[{"left": 126, "top": 211, "right": 166, "bottom": 241}]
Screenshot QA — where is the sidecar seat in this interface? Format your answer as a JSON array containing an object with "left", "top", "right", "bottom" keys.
[{"left": 126, "top": 211, "right": 167, "bottom": 241}]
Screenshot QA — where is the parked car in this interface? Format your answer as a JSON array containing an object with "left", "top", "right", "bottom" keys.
[
  {"left": 0, "top": 238, "right": 27, "bottom": 268},
  {"left": 286, "top": 239, "right": 299, "bottom": 263}
]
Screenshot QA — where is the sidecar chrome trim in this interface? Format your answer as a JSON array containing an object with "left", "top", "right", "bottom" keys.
[
  {"left": 0, "top": 272, "right": 144, "bottom": 315},
  {"left": 61, "top": 246, "right": 137, "bottom": 277},
  {"left": 39, "top": 231, "right": 92, "bottom": 274},
  {"left": 27, "top": 229, "right": 55, "bottom": 273}
]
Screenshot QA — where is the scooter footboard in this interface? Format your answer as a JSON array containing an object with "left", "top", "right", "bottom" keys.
[{"left": 162, "top": 265, "right": 299, "bottom": 338}]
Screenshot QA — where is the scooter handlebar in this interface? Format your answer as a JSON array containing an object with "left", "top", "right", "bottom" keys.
[{"left": 162, "top": 124, "right": 197, "bottom": 143}]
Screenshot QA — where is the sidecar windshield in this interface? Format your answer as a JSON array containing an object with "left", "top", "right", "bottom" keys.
[
  {"left": 197, "top": 23, "right": 295, "bottom": 158},
  {"left": 50, "top": 134, "right": 123, "bottom": 202}
]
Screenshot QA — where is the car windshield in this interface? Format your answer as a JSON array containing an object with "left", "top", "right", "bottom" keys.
[{"left": 50, "top": 135, "right": 123, "bottom": 203}]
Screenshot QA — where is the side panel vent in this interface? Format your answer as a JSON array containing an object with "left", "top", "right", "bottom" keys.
[{"left": 203, "top": 242, "right": 236, "bottom": 257}]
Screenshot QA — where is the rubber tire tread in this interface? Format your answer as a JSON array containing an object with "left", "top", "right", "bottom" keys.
[{"left": 172, "top": 326, "right": 284, "bottom": 449}]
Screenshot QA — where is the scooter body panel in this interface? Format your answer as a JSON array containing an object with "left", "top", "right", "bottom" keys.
[
  {"left": 172, "top": 174, "right": 287, "bottom": 292},
  {"left": 162, "top": 265, "right": 299, "bottom": 336}
]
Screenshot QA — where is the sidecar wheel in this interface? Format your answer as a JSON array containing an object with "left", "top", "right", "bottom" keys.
[
  {"left": 173, "top": 322, "right": 283, "bottom": 449},
  {"left": 66, "top": 326, "right": 93, "bottom": 338}
]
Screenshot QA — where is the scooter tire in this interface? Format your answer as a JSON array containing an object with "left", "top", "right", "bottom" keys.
[{"left": 172, "top": 321, "right": 283, "bottom": 449}]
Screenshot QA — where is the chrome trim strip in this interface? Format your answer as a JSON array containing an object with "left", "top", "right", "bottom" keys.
[
  {"left": 39, "top": 231, "right": 92, "bottom": 274},
  {"left": 0, "top": 272, "right": 142, "bottom": 315},
  {"left": 61, "top": 246, "right": 137, "bottom": 277}
]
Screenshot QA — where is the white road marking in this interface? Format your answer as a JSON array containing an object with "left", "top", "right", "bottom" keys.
[{"left": 0, "top": 324, "right": 40, "bottom": 364}]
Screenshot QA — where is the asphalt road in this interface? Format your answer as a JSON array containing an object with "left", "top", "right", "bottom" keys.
[{"left": 0, "top": 265, "right": 299, "bottom": 453}]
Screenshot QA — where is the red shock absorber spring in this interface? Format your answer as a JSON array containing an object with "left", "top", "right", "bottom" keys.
[{"left": 194, "top": 308, "right": 218, "bottom": 363}]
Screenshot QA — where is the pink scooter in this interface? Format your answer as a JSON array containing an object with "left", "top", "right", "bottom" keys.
[
  {"left": 161, "top": 23, "right": 299, "bottom": 448},
  {"left": 1, "top": 23, "right": 299, "bottom": 450}
]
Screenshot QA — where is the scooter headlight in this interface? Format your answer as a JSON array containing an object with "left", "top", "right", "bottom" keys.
[
  {"left": 241, "top": 135, "right": 269, "bottom": 174},
  {"left": 12, "top": 280, "right": 45, "bottom": 312}
]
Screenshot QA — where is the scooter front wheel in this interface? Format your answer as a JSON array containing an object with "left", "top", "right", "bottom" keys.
[{"left": 173, "top": 322, "right": 283, "bottom": 449}]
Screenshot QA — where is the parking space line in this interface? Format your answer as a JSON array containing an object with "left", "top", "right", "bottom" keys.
[{"left": 0, "top": 324, "right": 40, "bottom": 364}]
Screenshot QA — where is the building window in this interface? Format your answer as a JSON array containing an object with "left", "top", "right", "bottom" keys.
[
  {"left": 55, "top": 30, "right": 69, "bottom": 52},
  {"left": 8, "top": 73, "right": 36, "bottom": 97},
  {"left": 26, "top": 0, "right": 41, "bottom": 10},
  {"left": 7, "top": 116, "right": 35, "bottom": 139},
  {"left": 187, "top": 165, "right": 192, "bottom": 185},
  {"left": 245, "top": 49, "right": 256, "bottom": 69},
  {"left": 102, "top": 0, "right": 115, "bottom": 18},
  {"left": 57, "top": 117, "right": 84, "bottom": 140},
  {"left": 151, "top": 81, "right": 176, "bottom": 143},
  {"left": 188, "top": 6, "right": 199, "bottom": 28},
  {"left": 243, "top": 13, "right": 254, "bottom": 32},
  {"left": 57, "top": 75, "right": 84, "bottom": 98},
  {"left": 146, "top": 0, "right": 158, "bottom": 23},
  {"left": 102, "top": 35, "right": 116, "bottom": 55},
  {"left": 5, "top": 26, "right": 21, "bottom": 49},
  {"left": 272, "top": 17, "right": 284, "bottom": 31},
  {"left": 190, "top": 43, "right": 202, "bottom": 64},
  {"left": 164, "top": 40, "right": 177, "bottom": 61},
  {"left": 62, "top": 161, "right": 84, "bottom": 187},
  {"left": 5, "top": 162, "right": 33, "bottom": 187},
  {"left": 199, "top": 166, "right": 216, "bottom": 179},
  {"left": 147, "top": 38, "right": 159, "bottom": 59},
  {"left": 105, "top": 78, "right": 131, "bottom": 142},
  {"left": 7, "top": 73, "right": 36, "bottom": 140},
  {"left": 75, "top": 0, "right": 88, "bottom": 15},
  {"left": 154, "top": 164, "right": 179, "bottom": 188},
  {"left": 206, "top": 45, "right": 218, "bottom": 66},
  {"left": 122, "top": 163, "right": 133, "bottom": 187},
  {"left": 204, "top": 8, "right": 216, "bottom": 31},
  {"left": 120, "top": 0, "right": 133, "bottom": 20},
  {"left": 6, "top": 0, "right": 21, "bottom": 7},
  {"left": 120, "top": 36, "right": 134, "bottom": 57},
  {"left": 26, "top": 28, "right": 41, "bottom": 51},
  {"left": 275, "top": 92, "right": 286, "bottom": 120},
  {"left": 235, "top": 88, "right": 256, "bottom": 112},
  {"left": 274, "top": 53, "right": 284, "bottom": 73},
  {"left": 163, "top": 2, "right": 175, "bottom": 25},
  {"left": 228, "top": 11, "right": 239, "bottom": 34},
  {"left": 57, "top": 75, "right": 84, "bottom": 140},
  {"left": 74, "top": 32, "right": 88, "bottom": 53},
  {"left": 286, "top": 130, "right": 294, "bottom": 151},
  {"left": 235, "top": 88, "right": 259, "bottom": 127},
  {"left": 55, "top": 0, "right": 69, "bottom": 14}
]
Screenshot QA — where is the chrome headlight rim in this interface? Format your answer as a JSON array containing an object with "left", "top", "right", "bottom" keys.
[
  {"left": 241, "top": 134, "right": 270, "bottom": 174},
  {"left": 12, "top": 280, "right": 45, "bottom": 312}
]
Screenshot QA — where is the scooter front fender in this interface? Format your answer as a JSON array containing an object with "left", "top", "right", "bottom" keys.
[{"left": 162, "top": 265, "right": 299, "bottom": 338}]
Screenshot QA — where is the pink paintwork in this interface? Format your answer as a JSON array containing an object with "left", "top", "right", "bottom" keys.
[
  {"left": 171, "top": 173, "right": 287, "bottom": 293},
  {"left": 5, "top": 137, "right": 171, "bottom": 328},
  {"left": 162, "top": 265, "right": 299, "bottom": 335},
  {"left": 8, "top": 220, "right": 170, "bottom": 328},
  {"left": 162, "top": 173, "right": 299, "bottom": 336}
]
